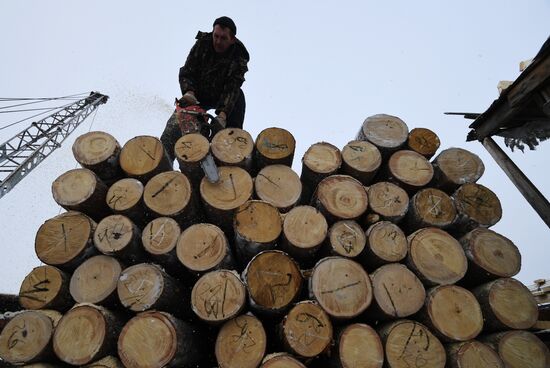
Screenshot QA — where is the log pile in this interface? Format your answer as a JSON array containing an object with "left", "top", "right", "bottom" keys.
[{"left": 0, "top": 120, "right": 548, "bottom": 368}]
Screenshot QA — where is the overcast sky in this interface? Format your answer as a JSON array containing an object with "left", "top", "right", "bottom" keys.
[{"left": 0, "top": 1, "right": 548, "bottom": 293}]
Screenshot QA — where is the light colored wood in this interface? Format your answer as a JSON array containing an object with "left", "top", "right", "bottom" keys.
[
  {"left": 255, "top": 165, "right": 302, "bottom": 212},
  {"left": 309, "top": 257, "right": 372, "bottom": 320},
  {"left": 119, "top": 135, "right": 172, "bottom": 182},
  {"left": 453, "top": 183, "right": 502, "bottom": 232},
  {"left": 432, "top": 147, "right": 485, "bottom": 193},
  {"left": 175, "top": 133, "right": 210, "bottom": 188},
  {"left": 215, "top": 314, "right": 267, "bottom": 368},
  {"left": 93, "top": 215, "right": 145, "bottom": 263},
  {"left": 82, "top": 355, "right": 124, "bottom": 367},
  {"left": 106, "top": 178, "right": 145, "bottom": 225},
  {"left": 446, "top": 340, "right": 504, "bottom": 368},
  {"left": 300, "top": 142, "right": 341, "bottom": 200},
  {"left": 260, "top": 353, "right": 307, "bottom": 368},
  {"left": 362, "top": 221, "right": 407, "bottom": 269},
  {"left": 211, "top": 128, "right": 254, "bottom": 170},
  {"left": 481, "top": 330, "right": 549, "bottom": 368},
  {"left": 255, "top": 127, "right": 296, "bottom": 169},
  {"left": 405, "top": 187, "right": 456, "bottom": 231},
  {"left": 406, "top": 128, "right": 440, "bottom": 159},
  {"left": 141, "top": 217, "right": 182, "bottom": 274},
  {"left": 281, "top": 205, "right": 328, "bottom": 263},
  {"left": 367, "top": 182, "right": 409, "bottom": 223},
  {"left": 70, "top": 255, "right": 122, "bottom": 306},
  {"left": 314, "top": 175, "right": 368, "bottom": 223},
  {"left": 326, "top": 220, "right": 366, "bottom": 258},
  {"left": 72, "top": 131, "right": 122, "bottom": 182},
  {"left": 19, "top": 265, "right": 72, "bottom": 311},
  {"left": 332, "top": 323, "right": 384, "bottom": 368},
  {"left": 356, "top": 114, "right": 409, "bottom": 154},
  {"left": 387, "top": 150, "right": 434, "bottom": 192},
  {"left": 341, "top": 140, "right": 382, "bottom": 185}
]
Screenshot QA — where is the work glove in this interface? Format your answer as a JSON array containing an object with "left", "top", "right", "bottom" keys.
[{"left": 181, "top": 91, "right": 200, "bottom": 106}]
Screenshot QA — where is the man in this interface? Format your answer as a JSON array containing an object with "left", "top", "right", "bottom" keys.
[{"left": 161, "top": 16, "right": 250, "bottom": 162}]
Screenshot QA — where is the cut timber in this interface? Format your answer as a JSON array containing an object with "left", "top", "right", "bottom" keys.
[
  {"left": 69, "top": 255, "right": 122, "bottom": 307},
  {"left": 118, "top": 311, "right": 202, "bottom": 368},
  {"left": 366, "top": 182, "right": 409, "bottom": 223},
  {"left": 281, "top": 205, "right": 328, "bottom": 264},
  {"left": 481, "top": 330, "right": 549, "bottom": 368},
  {"left": 418, "top": 285, "right": 483, "bottom": 342},
  {"left": 215, "top": 314, "right": 267, "bottom": 368},
  {"left": 35, "top": 212, "right": 98, "bottom": 272},
  {"left": 406, "top": 127, "right": 440, "bottom": 159},
  {"left": 452, "top": 183, "right": 502, "bottom": 233},
  {"left": 51, "top": 168, "right": 110, "bottom": 221},
  {"left": 234, "top": 200, "right": 282, "bottom": 265},
  {"left": 260, "top": 353, "right": 307, "bottom": 368},
  {"left": 255, "top": 165, "right": 302, "bottom": 212},
  {"left": 446, "top": 340, "right": 504, "bottom": 368},
  {"left": 309, "top": 257, "right": 372, "bottom": 320},
  {"left": 141, "top": 217, "right": 182, "bottom": 275},
  {"left": 356, "top": 114, "right": 409, "bottom": 156},
  {"left": 369, "top": 263, "right": 426, "bottom": 320},
  {"left": 119, "top": 135, "right": 172, "bottom": 183},
  {"left": 280, "top": 301, "right": 333, "bottom": 358},
  {"left": 53, "top": 304, "right": 123, "bottom": 366},
  {"left": 174, "top": 133, "right": 210, "bottom": 187},
  {"left": 300, "top": 142, "right": 341, "bottom": 201},
  {"left": 93, "top": 215, "right": 145, "bottom": 263},
  {"left": 472, "top": 278, "right": 539, "bottom": 331},
  {"left": 243, "top": 250, "right": 303, "bottom": 315},
  {"left": 177, "top": 223, "right": 233, "bottom": 276},
  {"left": 19, "top": 265, "right": 73, "bottom": 311},
  {"left": 211, "top": 128, "right": 254, "bottom": 171},
  {"left": 361, "top": 221, "right": 407, "bottom": 269},
  {"left": 405, "top": 187, "right": 456, "bottom": 231},
  {"left": 82, "top": 355, "right": 124, "bottom": 367},
  {"left": 254, "top": 127, "right": 296, "bottom": 170},
  {"left": 432, "top": 148, "right": 485, "bottom": 193},
  {"left": 326, "top": 220, "right": 366, "bottom": 258},
  {"left": 106, "top": 178, "right": 146, "bottom": 226},
  {"left": 313, "top": 175, "right": 368, "bottom": 224},
  {"left": 330, "top": 323, "right": 384, "bottom": 368},
  {"left": 191, "top": 270, "right": 246, "bottom": 324},
  {"left": 0, "top": 311, "right": 55, "bottom": 365},
  {"left": 378, "top": 320, "right": 445, "bottom": 368},
  {"left": 72, "top": 131, "right": 122, "bottom": 182},
  {"left": 341, "top": 140, "right": 382, "bottom": 185},
  {"left": 406, "top": 228, "right": 467, "bottom": 286},
  {"left": 459, "top": 228, "right": 521, "bottom": 286},
  {"left": 387, "top": 150, "right": 434, "bottom": 192}
]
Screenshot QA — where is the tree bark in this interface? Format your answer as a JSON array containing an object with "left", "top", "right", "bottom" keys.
[
  {"left": 366, "top": 182, "right": 409, "bottom": 223},
  {"left": 312, "top": 175, "right": 368, "bottom": 224},
  {"left": 72, "top": 131, "right": 123, "bottom": 183},
  {"left": 119, "top": 135, "right": 172, "bottom": 183},
  {"left": 254, "top": 127, "right": 296, "bottom": 172},
  {"left": 255, "top": 164, "right": 302, "bottom": 213},
  {"left": 106, "top": 178, "right": 147, "bottom": 227},
  {"left": 451, "top": 183, "right": 502, "bottom": 235},
  {"left": 341, "top": 140, "right": 382, "bottom": 185},
  {"left": 141, "top": 217, "right": 184, "bottom": 276},
  {"left": 93, "top": 215, "right": 146, "bottom": 264},
  {"left": 356, "top": 114, "right": 409, "bottom": 158},
  {"left": 404, "top": 187, "right": 456, "bottom": 232},
  {"left": 445, "top": 340, "right": 504, "bottom": 368},
  {"left": 480, "top": 330, "right": 549, "bottom": 368},
  {"left": 211, "top": 128, "right": 254, "bottom": 172},
  {"left": 360, "top": 221, "right": 407, "bottom": 270},
  {"left": 326, "top": 323, "right": 384, "bottom": 368},
  {"left": 174, "top": 133, "right": 211, "bottom": 188},
  {"left": 385, "top": 150, "right": 434, "bottom": 193},
  {"left": 431, "top": 147, "right": 485, "bottom": 194},
  {"left": 406, "top": 127, "right": 440, "bottom": 159},
  {"left": 300, "top": 142, "right": 342, "bottom": 203}
]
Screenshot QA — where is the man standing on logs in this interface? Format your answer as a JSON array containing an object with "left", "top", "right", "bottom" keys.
[{"left": 161, "top": 16, "right": 250, "bottom": 162}]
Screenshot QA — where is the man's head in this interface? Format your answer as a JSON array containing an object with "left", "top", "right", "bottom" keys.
[{"left": 212, "top": 16, "right": 236, "bottom": 53}]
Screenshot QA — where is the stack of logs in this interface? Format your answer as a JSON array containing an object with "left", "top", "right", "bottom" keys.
[{"left": 0, "top": 113, "right": 548, "bottom": 367}]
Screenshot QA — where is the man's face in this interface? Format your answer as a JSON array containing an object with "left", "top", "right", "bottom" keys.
[{"left": 212, "top": 25, "right": 235, "bottom": 53}]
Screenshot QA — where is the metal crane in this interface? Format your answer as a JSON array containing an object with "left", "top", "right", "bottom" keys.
[{"left": 0, "top": 91, "right": 109, "bottom": 199}]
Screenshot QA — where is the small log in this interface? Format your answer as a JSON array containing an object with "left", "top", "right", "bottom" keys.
[
  {"left": 260, "top": 353, "right": 307, "bottom": 368},
  {"left": 118, "top": 311, "right": 203, "bottom": 368},
  {"left": 300, "top": 142, "right": 341, "bottom": 203},
  {"left": 141, "top": 217, "right": 182, "bottom": 276},
  {"left": 313, "top": 175, "right": 368, "bottom": 224},
  {"left": 242, "top": 250, "right": 303, "bottom": 316},
  {"left": 356, "top": 114, "right": 409, "bottom": 157},
  {"left": 459, "top": 228, "right": 521, "bottom": 286},
  {"left": 386, "top": 150, "right": 434, "bottom": 193},
  {"left": 452, "top": 183, "right": 502, "bottom": 234},
  {"left": 404, "top": 187, "right": 456, "bottom": 232},
  {"left": 51, "top": 168, "right": 110, "bottom": 222},
  {"left": 174, "top": 133, "right": 210, "bottom": 188},
  {"left": 472, "top": 278, "right": 539, "bottom": 331},
  {"left": 211, "top": 128, "right": 254, "bottom": 171},
  {"left": 281, "top": 206, "right": 328, "bottom": 265},
  {"left": 72, "top": 131, "right": 123, "bottom": 183},
  {"left": 445, "top": 340, "right": 504, "bottom": 368},
  {"left": 406, "top": 228, "right": 467, "bottom": 286},
  {"left": 93, "top": 215, "right": 146, "bottom": 264},
  {"left": 327, "top": 323, "right": 384, "bottom": 368},
  {"left": 19, "top": 266, "right": 73, "bottom": 311},
  {"left": 82, "top": 355, "right": 124, "bottom": 367},
  {"left": 431, "top": 147, "right": 485, "bottom": 194},
  {"left": 279, "top": 300, "right": 333, "bottom": 359},
  {"left": 325, "top": 220, "right": 366, "bottom": 259},
  {"left": 406, "top": 127, "right": 440, "bottom": 159},
  {"left": 191, "top": 270, "right": 247, "bottom": 324},
  {"left": 366, "top": 182, "right": 409, "bottom": 223},
  {"left": 106, "top": 178, "right": 147, "bottom": 227},
  {"left": 378, "top": 320, "right": 446, "bottom": 368},
  {"left": 215, "top": 314, "right": 267, "bottom": 368},
  {"left": 53, "top": 304, "right": 123, "bottom": 366},
  {"left": 360, "top": 221, "right": 407, "bottom": 270},
  {"left": 119, "top": 135, "right": 172, "bottom": 183},
  {"left": 234, "top": 200, "right": 282, "bottom": 266},
  {"left": 254, "top": 127, "right": 296, "bottom": 171},
  {"left": 255, "top": 164, "right": 302, "bottom": 213},
  {"left": 480, "top": 330, "right": 549, "bottom": 368},
  {"left": 309, "top": 257, "right": 372, "bottom": 320},
  {"left": 341, "top": 140, "right": 382, "bottom": 185},
  {"left": 417, "top": 285, "right": 483, "bottom": 342},
  {"left": 35, "top": 211, "right": 98, "bottom": 272}
]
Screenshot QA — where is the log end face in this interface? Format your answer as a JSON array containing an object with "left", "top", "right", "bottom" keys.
[
  {"left": 255, "top": 127, "right": 296, "bottom": 161},
  {"left": 328, "top": 220, "right": 366, "bottom": 258},
  {"left": 19, "top": 265, "right": 65, "bottom": 310},
  {"left": 175, "top": 133, "right": 209, "bottom": 163},
  {"left": 70, "top": 255, "right": 121, "bottom": 304},
  {"left": 235, "top": 201, "right": 282, "bottom": 244},
  {"left": 73, "top": 131, "right": 120, "bottom": 166},
  {"left": 488, "top": 278, "right": 539, "bottom": 330},
  {"left": 200, "top": 166, "right": 253, "bottom": 211},
  {"left": 367, "top": 182, "right": 409, "bottom": 219},
  {"left": 117, "top": 264, "right": 164, "bottom": 312},
  {"left": 302, "top": 142, "right": 342, "bottom": 174},
  {"left": 435, "top": 147, "right": 485, "bottom": 187},
  {"left": 468, "top": 228, "right": 521, "bottom": 278},
  {"left": 106, "top": 179, "right": 144, "bottom": 212},
  {"left": 142, "top": 217, "right": 180, "bottom": 255},
  {"left": 497, "top": 331, "right": 549, "bottom": 368},
  {"left": 255, "top": 165, "right": 302, "bottom": 211},
  {"left": 317, "top": 175, "right": 368, "bottom": 220},
  {"left": 143, "top": 171, "right": 192, "bottom": 216},
  {"left": 94, "top": 215, "right": 135, "bottom": 254},
  {"left": 388, "top": 150, "right": 434, "bottom": 188},
  {"left": 52, "top": 168, "right": 98, "bottom": 207},
  {"left": 177, "top": 223, "right": 228, "bottom": 272},
  {"left": 454, "top": 183, "right": 502, "bottom": 227},
  {"left": 407, "top": 128, "right": 440, "bottom": 157},
  {"left": 120, "top": 136, "right": 166, "bottom": 177},
  {"left": 361, "top": 114, "right": 409, "bottom": 149},
  {"left": 215, "top": 315, "right": 267, "bottom": 368},
  {"left": 342, "top": 140, "right": 382, "bottom": 173},
  {"left": 339, "top": 323, "right": 384, "bottom": 368},
  {"left": 283, "top": 206, "right": 328, "bottom": 249},
  {"left": 454, "top": 341, "right": 504, "bottom": 368},
  {"left": 211, "top": 128, "right": 254, "bottom": 165},
  {"left": 367, "top": 221, "right": 408, "bottom": 263}
]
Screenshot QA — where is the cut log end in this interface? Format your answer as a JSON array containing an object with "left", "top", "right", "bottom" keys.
[
  {"left": 52, "top": 168, "right": 102, "bottom": 207},
  {"left": 260, "top": 353, "right": 307, "bottom": 368},
  {"left": 215, "top": 315, "right": 267, "bottom": 368},
  {"left": 70, "top": 255, "right": 121, "bottom": 305},
  {"left": 358, "top": 114, "right": 409, "bottom": 150},
  {"left": 117, "top": 263, "right": 165, "bottom": 312},
  {"left": 177, "top": 223, "right": 228, "bottom": 272},
  {"left": 94, "top": 215, "right": 136, "bottom": 255},
  {"left": 315, "top": 175, "right": 368, "bottom": 221},
  {"left": 72, "top": 131, "right": 120, "bottom": 166},
  {"left": 341, "top": 140, "right": 382, "bottom": 184},
  {"left": 337, "top": 323, "right": 384, "bottom": 368},
  {"left": 367, "top": 182, "right": 409, "bottom": 221},
  {"left": 19, "top": 265, "right": 69, "bottom": 310},
  {"left": 407, "top": 128, "right": 440, "bottom": 158},
  {"left": 388, "top": 150, "right": 434, "bottom": 189},
  {"left": 255, "top": 165, "right": 301, "bottom": 212},
  {"left": 433, "top": 147, "right": 485, "bottom": 191},
  {"left": 143, "top": 171, "right": 192, "bottom": 216},
  {"left": 175, "top": 133, "right": 209, "bottom": 163},
  {"left": 142, "top": 217, "right": 181, "bottom": 255},
  {"left": 106, "top": 178, "right": 143, "bottom": 212},
  {"left": 235, "top": 200, "right": 282, "bottom": 244},
  {"left": 409, "top": 187, "right": 456, "bottom": 228},
  {"left": 283, "top": 206, "right": 328, "bottom": 251},
  {"left": 453, "top": 183, "right": 502, "bottom": 228},
  {"left": 255, "top": 127, "right": 296, "bottom": 164},
  {"left": 120, "top": 135, "right": 169, "bottom": 177},
  {"left": 200, "top": 166, "right": 253, "bottom": 211},
  {"left": 446, "top": 341, "right": 504, "bottom": 368},
  {"left": 328, "top": 220, "right": 366, "bottom": 258},
  {"left": 211, "top": 128, "right": 254, "bottom": 166},
  {"left": 366, "top": 221, "right": 408, "bottom": 263},
  {"left": 484, "top": 331, "right": 549, "bottom": 368},
  {"left": 302, "top": 142, "right": 342, "bottom": 174}
]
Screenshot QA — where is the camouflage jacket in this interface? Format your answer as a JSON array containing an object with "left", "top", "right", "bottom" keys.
[{"left": 179, "top": 31, "right": 249, "bottom": 116}]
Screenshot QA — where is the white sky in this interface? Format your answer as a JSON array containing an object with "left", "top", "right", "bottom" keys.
[{"left": 0, "top": 1, "right": 548, "bottom": 293}]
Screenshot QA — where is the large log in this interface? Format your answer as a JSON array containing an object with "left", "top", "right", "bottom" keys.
[
  {"left": 19, "top": 265, "right": 73, "bottom": 311},
  {"left": 254, "top": 127, "right": 296, "bottom": 171},
  {"left": 260, "top": 353, "right": 307, "bottom": 368},
  {"left": 360, "top": 221, "right": 407, "bottom": 270},
  {"left": 445, "top": 340, "right": 504, "bottom": 368},
  {"left": 72, "top": 131, "right": 123, "bottom": 183},
  {"left": 324, "top": 220, "right": 366, "bottom": 259},
  {"left": 386, "top": 150, "right": 434, "bottom": 193},
  {"left": 300, "top": 142, "right": 341, "bottom": 202},
  {"left": 254, "top": 164, "right": 302, "bottom": 213},
  {"left": 211, "top": 128, "right": 255, "bottom": 171},
  {"left": 174, "top": 133, "right": 210, "bottom": 188},
  {"left": 105, "top": 178, "right": 147, "bottom": 227},
  {"left": 327, "top": 323, "right": 384, "bottom": 368},
  {"left": 341, "top": 140, "right": 382, "bottom": 185},
  {"left": 366, "top": 182, "right": 409, "bottom": 223},
  {"left": 431, "top": 147, "right": 485, "bottom": 194},
  {"left": 35, "top": 212, "right": 98, "bottom": 272},
  {"left": 481, "top": 330, "right": 549, "bottom": 368},
  {"left": 312, "top": 175, "right": 368, "bottom": 224},
  {"left": 356, "top": 114, "right": 409, "bottom": 157},
  {"left": 119, "top": 135, "right": 172, "bottom": 183},
  {"left": 406, "top": 127, "right": 440, "bottom": 159},
  {"left": 93, "top": 215, "right": 146, "bottom": 264},
  {"left": 452, "top": 183, "right": 502, "bottom": 234},
  {"left": 404, "top": 187, "right": 456, "bottom": 232},
  {"left": 141, "top": 217, "right": 183, "bottom": 276}
]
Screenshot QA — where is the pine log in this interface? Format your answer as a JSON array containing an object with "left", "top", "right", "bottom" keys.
[
  {"left": 82, "top": 355, "right": 124, "bottom": 367},
  {"left": 141, "top": 217, "right": 183, "bottom": 276},
  {"left": 404, "top": 187, "right": 456, "bottom": 232},
  {"left": 279, "top": 300, "right": 333, "bottom": 359},
  {"left": 19, "top": 266, "right": 73, "bottom": 311},
  {"left": 472, "top": 278, "right": 539, "bottom": 331},
  {"left": 313, "top": 175, "right": 368, "bottom": 224},
  {"left": 53, "top": 304, "right": 123, "bottom": 366},
  {"left": 242, "top": 250, "right": 303, "bottom": 316},
  {"left": 215, "top": 314, "right": 267, "bottom": 368},
  {"left": 118, "top": 311, "right": 203, "bottom": 368},
  {"left": 119, "top": 135, "right": 172, "bottom": 183},
  {"left": 325, "top": 220, "right": 366, "bottom": 259},
  {"left": 309, "top": 257, "right": 372, "bottom": 320},
  {"left": 481, "top": 331, "right": 549, "bottom": 368},
  {"left": 406, "top": 127, "right": 440, "bottom": 159},
  {"left": 341, "top": 140, "right": 382, "bottom": 185},
  {"left": 361, "top": 221, "right": 407, "bottom": 270},
  {"left": 93, "top": 215, "right": 146, "bottom": 264},
  {"left": 255, "top": 164, "right": 302, "bottom": 213},
  {"left": 445, "top": 340, "right": 504, "bottom": 368},
  {"left": 452, "top": 183, "right": 502, "bottom": 234},
  {"left": 69, "top": 255, "right": 123, "bottom": 308},
  {"left": 106, "top": 178, "right": 147, "bottom": 227},
  {"left": 431, "top": 147, "right": 485, "bottom": 194},
  {"left": 174, "top": 133, "right": 210, "bottom": 188},
  {"left": 459, "top": 228, "right": 521, "bottom": 286},
  {"left": 386, "top": 150, "right": 434, "bottom": 193},
  {"left": 72, "top": 131, "right": 123, "bottom": 183},
  {"left": 211, "top": 128, "right": 254, "bottom": 171},
  {"left": 260, "top": 353, "right": 307, "bottom": 368},
  {"left": 406, "top": 228, "right": 467, "bottom": 286},
  {"left": 254, "top": 127, "right": 296, "bottom": 171},
  {"left": 234, "top": 200, "right": 282, "bottom": 266},
  {"left": 378, "top": 320, "right": 446, "bottom": 368},
  {"left": 51, "top": 168, "right": 110, "bottom": 222},
  {"left": 366, "top": 182, "right": 409, "bottom": 223},
  {"left": 35, "top": 212, "right": 98, "bottom": 272},
  {"left": 328, "top": 323, "right": 384, "bottom": 368},
  {"left": 356, "top": 114, "right": 409, "bottom": 157},
  {"left": 300, "top": 142, "right": 341, "bottom": 203}
]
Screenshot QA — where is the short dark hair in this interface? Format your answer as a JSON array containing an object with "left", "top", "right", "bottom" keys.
[{"left": 213, "top": 16, "right": 237, "bottom": 36}]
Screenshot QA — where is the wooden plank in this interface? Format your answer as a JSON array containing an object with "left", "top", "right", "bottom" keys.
[{"left": 508, "top": 55, "right": 550, "bottom": 106}]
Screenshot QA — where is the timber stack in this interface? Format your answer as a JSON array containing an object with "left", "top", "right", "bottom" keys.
[{"left": 1, "top": 114, "right": 548, "bottom": 368}]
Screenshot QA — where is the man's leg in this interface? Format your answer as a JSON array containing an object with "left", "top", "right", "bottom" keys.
[
  {"left": 226, "top": 89, "right": 246, "bottom": 129},
  {"left": 160, "top": 111, "right": 182, "bottom": 164}
]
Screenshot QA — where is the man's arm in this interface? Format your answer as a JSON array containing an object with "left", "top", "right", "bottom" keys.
[{"left": 215, "top": 54, "right": 249, "bottom": 116}]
